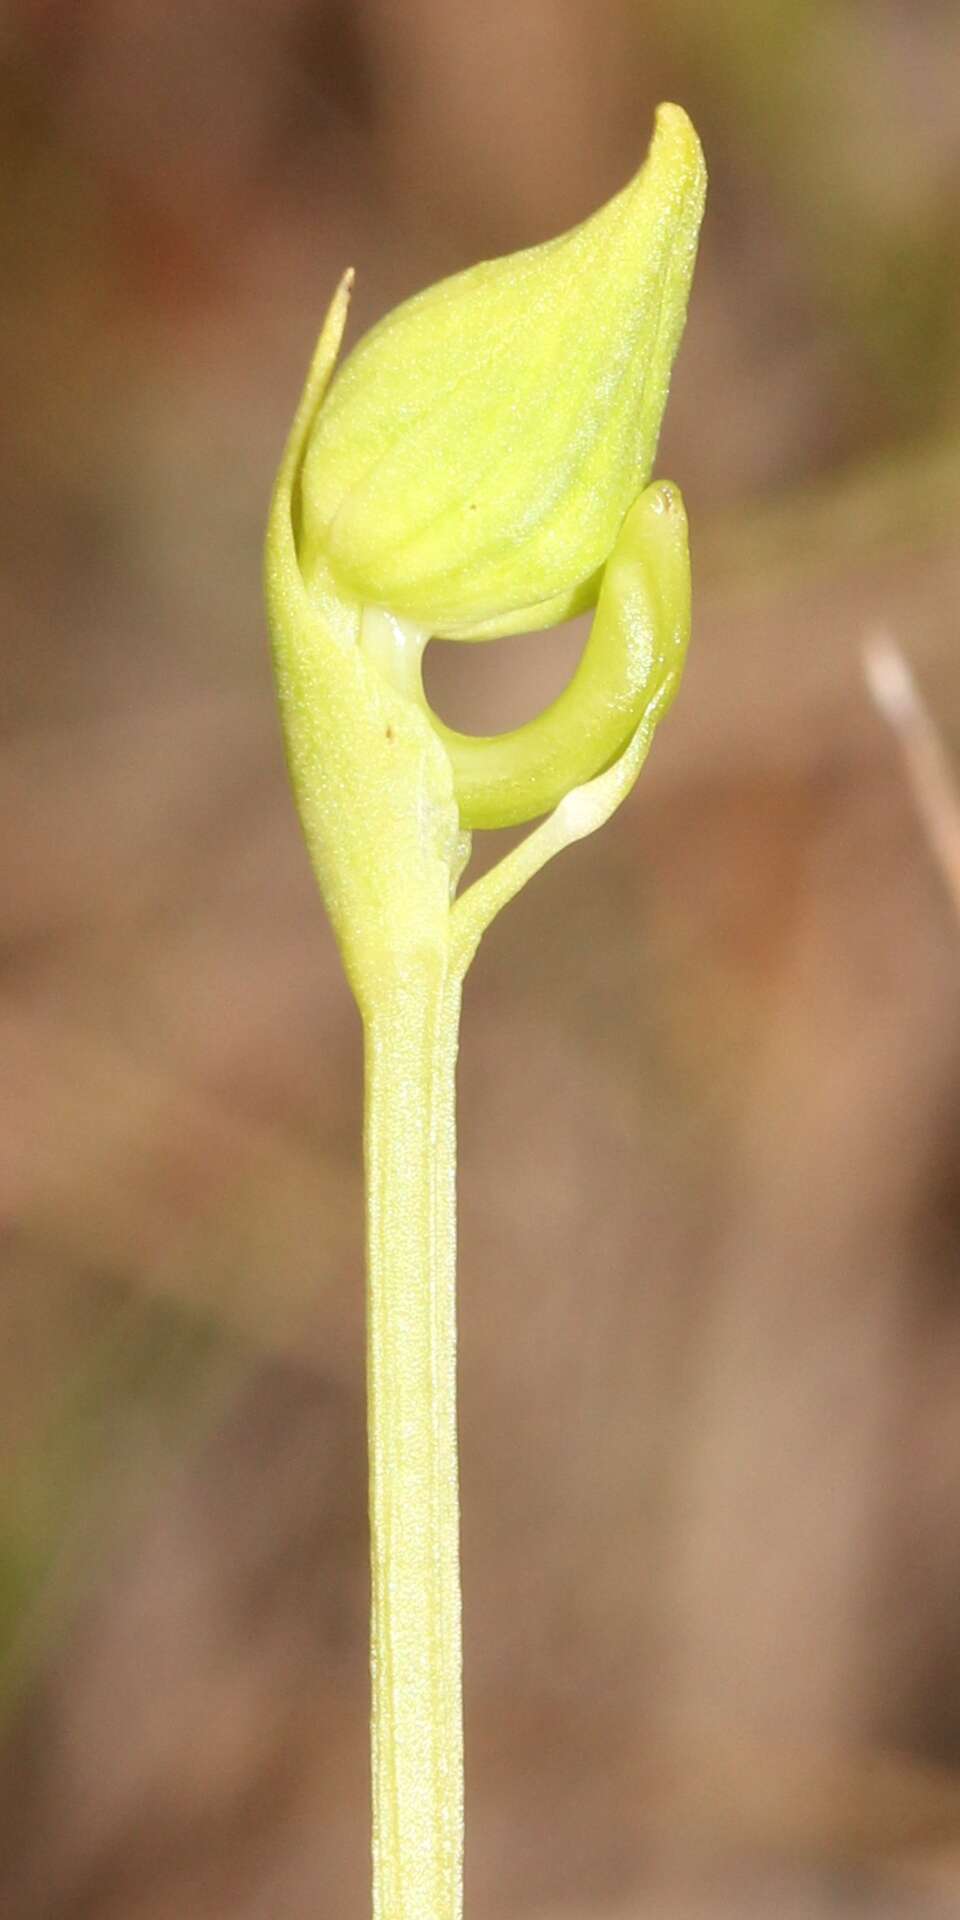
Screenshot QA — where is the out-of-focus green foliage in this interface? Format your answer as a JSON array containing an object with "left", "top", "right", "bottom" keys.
[{"left": 661, "top": 0, "right": 960, "bottom": 431}]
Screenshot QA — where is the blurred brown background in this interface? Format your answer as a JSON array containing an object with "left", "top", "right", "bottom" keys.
[{"left": 4, "top": 2, "right": 960, "bottom": 1915}]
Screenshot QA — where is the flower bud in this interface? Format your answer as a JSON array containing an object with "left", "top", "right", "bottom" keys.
[{"left": 297, "top": 104, "right": 705, "bottom": 640}]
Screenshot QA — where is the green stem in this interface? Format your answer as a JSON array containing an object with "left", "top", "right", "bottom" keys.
[{"left": 363, "top": 963, "right": 465, "bottom": 1920}]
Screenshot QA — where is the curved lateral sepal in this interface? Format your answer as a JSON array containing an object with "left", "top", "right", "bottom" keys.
[{"left": 435, "top": 479, "right": 691, "bottom": 829}]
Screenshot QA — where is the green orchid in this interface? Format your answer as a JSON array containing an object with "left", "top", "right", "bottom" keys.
[{"left": 265, "top": 101, "right": 705, "bottom": 1920}]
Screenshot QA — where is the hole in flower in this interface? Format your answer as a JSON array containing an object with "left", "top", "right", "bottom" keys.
[{"left": 422, "top": 613, "right": 589, "bottom": 738}]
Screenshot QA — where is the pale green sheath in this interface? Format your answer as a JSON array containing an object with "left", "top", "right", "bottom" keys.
[{"left": 265, "top": 102, "right": 705, "bottom": 1920}]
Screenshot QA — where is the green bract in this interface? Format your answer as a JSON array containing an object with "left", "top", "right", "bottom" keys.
[{"left": 298, "top": 103, "right": 705, "bottom": 640}]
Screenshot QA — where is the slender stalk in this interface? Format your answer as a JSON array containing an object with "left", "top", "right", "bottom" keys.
[{"left": 363, "top": 963, "right": 465, "bottom": 1920}]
